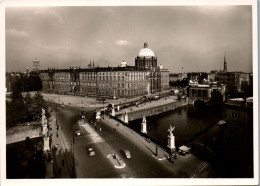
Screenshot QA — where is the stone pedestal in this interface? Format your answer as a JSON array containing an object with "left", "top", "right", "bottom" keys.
[
  {"left": 111, "top": 103, "right": 115, "bottom": 117},
  {"left": 167, "top": 134, "right": 176, "bottom": 152},
  {"left": 141, "top": 116, "right": 147, "bottom": 134},
  {"left": 42, "top": 124, "right": 48, "bottom": 136},
  {"left": 44, "top": 137, "right": 50, "bottom": 151},
  {"left": 124, "top": 111, "right": 128, "bottom": 124},
  {"left": 117, "top": 106, "right": 120, "bottom": 111},
  {"left": 111, "top": 108, "right": 115, "bottom": 117}
]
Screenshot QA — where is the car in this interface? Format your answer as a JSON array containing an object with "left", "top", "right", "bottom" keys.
[
  {"left": 78, "top": 111, "right": 85, "bottom": 116},
  {"left": 88, "top": 119, "right": 93, "bottom": 124},
  {"left": 74, "top": 129, "right": 81, "bottom": 136},
  {"left": 120, "top": 149, "right": 131, "bottom": 159},
  {"left": 87, "top": 147, "right": 95, "bottom": 156}
]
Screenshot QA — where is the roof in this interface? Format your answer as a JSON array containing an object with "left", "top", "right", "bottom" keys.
[
  {"left": 218, "top": 120, "right": 226, "bottom": 125},
  {"left": 246, "top": 97, "right": 253, "bottom": 103}
]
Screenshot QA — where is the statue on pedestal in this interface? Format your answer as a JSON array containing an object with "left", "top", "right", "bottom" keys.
[
  {"left": 111, "top": 103, "right": 115, "bottom": 117},
  {"left": 42, "top": 108, "right": 48, "bottom": 125},
  {"left": 124, "top": 110, "right": 128, "bottom": 124},
  {"left": 167, "top": 125, "right": 176, "bottom": 151},
  {"left": 168, "top": 125, "right": 175, "bottom": 137},
  {"left": 141, "top": 116, "right": 147, "bottom": 134}
]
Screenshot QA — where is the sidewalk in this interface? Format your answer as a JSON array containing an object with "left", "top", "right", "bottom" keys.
[
  {"left": 103, "top": 116, "right": 169, "bottom": 160},
  {"left": 49, "top": 113, "right": 71, "bottom": 178}
]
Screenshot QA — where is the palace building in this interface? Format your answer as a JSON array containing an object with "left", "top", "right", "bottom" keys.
[{"left": 39, "top": 42, "right": 169, "bottom": 98}]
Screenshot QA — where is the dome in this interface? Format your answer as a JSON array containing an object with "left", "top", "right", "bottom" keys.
[{"left": 137, "top": 42, "right": 155, "bottom": 58}]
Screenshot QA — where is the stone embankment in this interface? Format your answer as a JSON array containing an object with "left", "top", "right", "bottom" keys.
[{"left": 117, "top": 99, "right": 187, "bottom": 122}]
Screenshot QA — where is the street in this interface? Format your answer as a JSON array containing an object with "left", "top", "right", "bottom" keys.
[{"left": 49, "top": 102, "right": 187, "bottom": 178}]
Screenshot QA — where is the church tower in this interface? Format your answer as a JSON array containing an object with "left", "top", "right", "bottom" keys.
[{"left": 224, "top": 52, "right": 227, "bottom": 72}]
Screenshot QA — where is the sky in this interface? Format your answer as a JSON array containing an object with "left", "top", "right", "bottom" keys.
[{"left": 5, "top": 6, "right": 253, "bottom": 73}]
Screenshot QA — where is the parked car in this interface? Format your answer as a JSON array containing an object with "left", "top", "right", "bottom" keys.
[
  {"left": 87, "top": 147, "right": 95, "bottom": 156},
  {"left": 78, "top": 111, "right": 85, "bottom": 116},
  {"left": 74, "top": 129, "right": 81, "bottom": 136},
  {"left": 88, "top": 119, "right": 94, "bottom": 124},
  {"left": 120, "top": 149, "right": 131, "bottom": 159}
]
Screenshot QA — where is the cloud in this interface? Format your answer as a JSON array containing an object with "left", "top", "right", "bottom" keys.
[
  {"left": 96, "top": 40, "right": 104, "bottom": 45},
  {"left": 33, "top": 9, "right": 64, "bottom": 24},
  {"left": 6, "top": 28, "right": 29, "bottom": 38},
  {"left": 115, "top": 40, "right": 132, "bottom": 46}
]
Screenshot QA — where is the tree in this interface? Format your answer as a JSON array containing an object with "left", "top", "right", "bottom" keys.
[
  {"left": 6, "top": 101, "right": 12, "bottom": 127},
  {"left": 241, "top": 81, "right": 251, "bottom": 97},
  {"left": 24, "top": 92, "right": 34, "bottom": 121},
  {"left": 210, "top": 90, "right": 223, "bottom": 104},
  {"left": 31, "top": 92, "right": 46, "bottom": 121},
  {"left": 10, "top": 88, "right": 29, "bottom": 124}
]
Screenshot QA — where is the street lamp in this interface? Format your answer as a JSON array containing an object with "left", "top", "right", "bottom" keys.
[{"left": 72, "top": 134, "right": 75, "bottom": 178}]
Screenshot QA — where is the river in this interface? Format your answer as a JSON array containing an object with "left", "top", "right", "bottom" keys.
[{"left": 128, "top": 104, "right": 225, "bottom": 148}]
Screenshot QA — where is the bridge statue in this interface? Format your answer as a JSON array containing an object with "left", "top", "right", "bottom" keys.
[
  {"left": 42, "top": 108, "right": 47, "bottom": 126},
  {"left": 124, "top": 110, "right": 128, "bottom": 124},
  {"left": 41, "top": 108, "right": 50, "bottom": 152},
  {"left": 168, "top": 125, "right": 175, "bottom": 137},
  {"left": 141, "top": 116, "right": 147, "bottom": 134},
  {"left": 167, "top": 125, "right": 176, "bottom": 151},
  {"left": 111, "top": 103, "right": 115, "bottom": 117}
]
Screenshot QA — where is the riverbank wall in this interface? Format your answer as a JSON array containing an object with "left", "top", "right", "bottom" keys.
[{"left": 117, "top": 100, "right": 187, "bottom": 122}]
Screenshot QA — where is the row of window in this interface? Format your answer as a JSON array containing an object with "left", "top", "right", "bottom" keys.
[
  {"left": 98, "top": 88, "right": 146, "bottom": 96},
  {"left": 98, "top": 82, "right": 147, "bottom": 88},
  {"left": 54, "top": 73, "right": 70, "bottom": 80},
  {"left": 231, "top": 112, "right": 240, "bottom": 119},
  {"left": 81, "top": 88, "right": 96, "bottom": 93}
]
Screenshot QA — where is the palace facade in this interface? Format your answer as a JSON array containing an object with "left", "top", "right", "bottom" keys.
[{"left": 39, "top": 42, "right": 169, "bottom": 98}]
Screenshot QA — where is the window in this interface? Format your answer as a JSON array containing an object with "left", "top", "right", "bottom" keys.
[{"left": 231, "top": 112, "right": 240, "bottom": 119}]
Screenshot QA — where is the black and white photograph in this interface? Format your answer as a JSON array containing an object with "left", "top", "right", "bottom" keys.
[{"left": 1, "top": 0, "right": 258, "bottom": 185}]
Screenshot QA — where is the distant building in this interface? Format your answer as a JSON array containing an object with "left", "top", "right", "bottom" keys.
[
  {"left": 32, "top": 58, "right": 40, "bottom": 72},
  {"left": 39, "top": 42, "right": 169, "bottom": 98},
  {"left": 169, "top": 73, "right": 184, "bottom": 82},
  {"left": 187, "top": 72, "right": 208, "bottom": 83},
  {"left": 187, "top": 80, "right": 226, "bottom": 102},
  {"left": 215, "top": 72, "right": 251, "bottom": 92},
  {"left": 225, "top": 97, "right": 253, "bottom": 127}
]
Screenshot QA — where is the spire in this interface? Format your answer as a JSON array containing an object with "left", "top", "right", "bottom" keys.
[
  {"left": 224, "top": 51, "right": 227, "bottom": 72},
  {"left": 93, "top": 60, "right": 94, "bottom": 67}
]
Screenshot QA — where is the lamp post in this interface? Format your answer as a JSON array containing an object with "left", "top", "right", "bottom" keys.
[
  {"left": 155, "top": 139, "right": 158, "bottom": 157},
  {"left": 72, "top": 134, "right": 75, "bottom": 178},
  {"left": 102, "top": 98, "right": 105, "bottom": 118}
]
